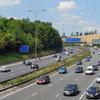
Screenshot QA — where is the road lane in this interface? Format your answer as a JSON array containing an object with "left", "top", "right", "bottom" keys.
[
  {"left": 0, "top": 50, "right": 99, "bottom": 100},
  {"left": 0, "top": 50, "right": 77, "bottom": 83}
]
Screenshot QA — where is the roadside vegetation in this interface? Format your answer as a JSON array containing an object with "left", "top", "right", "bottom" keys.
[
  {"left": 0, "top": 16, "right": 62, "bottom": 62},
  {"left": 0, "top": 50, "right": 59, "bottom": 65},
  {"left": 0, "top": 50, "right": 90, "bottom": 91}
]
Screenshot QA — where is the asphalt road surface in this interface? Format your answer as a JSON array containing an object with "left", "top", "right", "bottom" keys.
[
  {"left": 0, "top": 49, "right": 100, "bottom": 100},
  {"left": 0, "top": 47, "right": 79, "bottom": 83}
]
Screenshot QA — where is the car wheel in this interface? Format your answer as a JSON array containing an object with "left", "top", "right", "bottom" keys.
[
  {"left": 63, "top": 93, "right": 66, "bottom": 96},
  {"left": 86, "top": 95, "right": 90, "bottom": 99}
]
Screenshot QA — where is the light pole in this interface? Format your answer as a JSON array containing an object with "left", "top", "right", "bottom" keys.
[{"left": 28, "top": 10, "right": 46, "bottom": 66}]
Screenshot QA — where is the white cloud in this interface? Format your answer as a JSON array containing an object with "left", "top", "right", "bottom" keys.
[
  {"left": 7, "top": 16, "right": 22, "bottom": 20},
  {"left": 0, "top": 0, "right": 21, "bottom": 6},
  {"left": 60, "top": 14, "right": 82, "bottom": 24},
  {"left": 57, "top": 1, "right": 77, "bottom": 10}
]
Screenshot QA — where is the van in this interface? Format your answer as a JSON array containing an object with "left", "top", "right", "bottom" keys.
[{"left": 85, "top": 66, "right": 94, "bottom": 75}]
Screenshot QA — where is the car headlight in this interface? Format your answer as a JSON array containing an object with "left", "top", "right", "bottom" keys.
[
  {"left": 95, "top": 93, "right": 98, "bottom": 95},
  {"left": 86, "top": 92, "right": 89, "bottom": 95}
]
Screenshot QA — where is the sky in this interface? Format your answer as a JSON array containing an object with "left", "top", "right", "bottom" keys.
[{"left": 0, "top": 0, "right": 100, "bottom": 36}]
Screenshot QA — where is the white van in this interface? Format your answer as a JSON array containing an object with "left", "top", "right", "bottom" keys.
[{"left": 85, "top": 66, "right": 94, "bottom": 75}]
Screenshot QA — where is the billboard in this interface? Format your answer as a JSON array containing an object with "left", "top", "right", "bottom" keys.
[
  {"left": 19, "top": 45, "right": 29, "bottom": 53},
  {"left": 65, "top": 38, "right": 81, "bottom": 43}
]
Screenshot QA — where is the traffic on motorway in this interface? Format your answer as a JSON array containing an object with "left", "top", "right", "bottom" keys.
[
  {"left": 0, "top": 47, "right": 78, "bottom": 83},
  {"left": 0, "top": 48, "right": 100, "bottom": 100}
]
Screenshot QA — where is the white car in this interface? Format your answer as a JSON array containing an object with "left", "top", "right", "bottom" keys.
[
  {"left": 55, "top": 55, "right": 61, "bottom": 62},
  {"left": 65, "top": 52, "right": 69, "bottom": 55},
  {"left": 96, "top": 74, "right": 100, "bottom": 83},
  {"left": 0, "top": 66, "right": 11, "bottom": 72},
  {"left": 85, "top": 66, "right": 94, "bottom": 75},
  {"left": 97, "top": 52, "right": 100, "bottom": 55}
]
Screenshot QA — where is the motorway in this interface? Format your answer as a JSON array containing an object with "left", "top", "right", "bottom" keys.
[
  {"left": 0, "top": 49, "right": 100, "bottom": 100},
  {"left": 0, "top": 47, "right": 79, "bottom": 83}
]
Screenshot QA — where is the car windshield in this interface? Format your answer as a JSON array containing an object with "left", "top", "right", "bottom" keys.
[
  {"left": 88, "top": 87, "right": 96, "bottom": 92},
  {"left": 76, "top": 67, "right": 81, "bottom": 70},
  {"left": 87, "top": 68, "right": 92, "bottom": 71},
  {"left": 59, "top": 67, "right": 65, "bottom": 70},
  {"left": 38, "top": 76, "right": 46, "bottom": 80},
  {"left": 65, "top": 84, "right": 75, "bottom": 91}
]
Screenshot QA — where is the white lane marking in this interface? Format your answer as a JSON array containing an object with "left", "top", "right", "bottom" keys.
[
  {"left": 10, "top": 74, "right": 14, "bottom": 76},
  {"left": 50, "top": 73, "right": 58, "bottom": 77},
  {"left": 22, "top": 70, "right": 25, "bottom": 73},
  {"left": 32, "top": 92, "right": 38, "bottom": 96},
  {"left": 0, "top": 64, "right": 75, "bottom": 100},
  {"left": 0, "top": 82, "right": 36, "bottom": 100},
  {"left": 56, "top": 94, "right": 60, "bottom": 98},
  {"left": 79, "top": 78, "right": 96, "bottom": 100},
  {"left": 60, "top": 78, "right": 63, "bottom": 80},
  {"left": 76, "top": 78, "right": 79, "bottom": 81},
  {"left": 48, "top": 84, "right": 52, "bottom": 87}
]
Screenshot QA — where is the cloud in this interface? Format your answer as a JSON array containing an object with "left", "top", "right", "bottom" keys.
[
  {"left": 57, "top": 1, "right": 77, "bottom": 10},
  {"left": 60, "top": 14, "right": 82, "bottom": 24},
  {"left": 0, "top": 0, "right": 21, "bottom": 6}
]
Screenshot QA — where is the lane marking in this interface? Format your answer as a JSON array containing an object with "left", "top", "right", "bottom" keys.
[
  {"left": 56, "top": 94, "right": 60, "bottom": 98},
  {"left": 0, "top": 82, "right": 36, "bottom": 100},
  {"left": 48, "top": 84, "right": 52, "bottom": 87},
  {"left": 0, "top": 64, "right": 75, "bottom": 99},
  {"left": 50, "top": 73, "right": 58, "bottom": 77},
  {"left": 32, "top": 92, "right": 38, "bottom": 96},
  {"left": 76, "top": 78, "right": 79, "bottom": 81},
  {"left": 10, "top": 74, "right": 14, "bottom": 76},
  {"left": 60, "top": 78, "right": 63, "bottom": 80},
  {"left": 79, "top": 78, "right": 96, "bottom": 100},
  {"left": 22, "top": 70, "right": 25, "bottom": 73}
]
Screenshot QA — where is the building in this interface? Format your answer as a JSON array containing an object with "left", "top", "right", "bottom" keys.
[
  {"left": 62, "top": 34, "right": 100, "bottom": 46},
  {"left": 92, "top": 39, "right": 100, "bottom": 46}
]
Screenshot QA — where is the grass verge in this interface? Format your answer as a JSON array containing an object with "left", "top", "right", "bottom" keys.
[{"left": 0, "top": 50, "right": 59, "bottom": 65}]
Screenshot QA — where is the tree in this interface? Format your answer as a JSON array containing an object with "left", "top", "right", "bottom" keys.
[
  {"left": 0, "top": 16, "right": 63, "bottom": 53},
  {"left": 71, "top": 32, "right": 74, "bottom": 36}
]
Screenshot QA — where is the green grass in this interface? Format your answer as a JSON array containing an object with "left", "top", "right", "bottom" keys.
[
  {"left": 0, "top": 50, "right": 59, "bottom": 65},
  {"left": 0, "top": 53, "right": 23, "bottom": 65}
]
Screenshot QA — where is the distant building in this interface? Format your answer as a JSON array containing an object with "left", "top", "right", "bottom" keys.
[
  {"left": 62, "top": 34, "right": 100, "bottom": 45},
  {"left": 92, "top": 39, "right": 100, "bottom": 46}
]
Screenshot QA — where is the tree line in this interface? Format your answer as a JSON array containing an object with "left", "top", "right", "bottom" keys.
[{"left": 0, "top": 16, "right": 63, "bottom": 54}]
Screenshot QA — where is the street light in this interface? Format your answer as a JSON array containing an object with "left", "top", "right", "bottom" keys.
[{"left": 28, "top": 9, "right": 46, "bottom": 66}]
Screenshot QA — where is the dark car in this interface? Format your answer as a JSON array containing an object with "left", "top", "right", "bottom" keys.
[
  {"left": 70, "top": 51, "right": 73, "bottom": 54},
  {"left": 75, "top": 66, "right": 83, "bottom": 73},
  {"left": 23, "top": 60, "right": 32, "bottom": 66},
  {"left": 63, "top": 84, "right": 79, "bottom": 96},
  {"left": 85, "top": 57, "right": 90, "bottom": 62},
  {"left": 97, "top": 61, "right": 100, "bottom": 66},
  {"left": 86, "top": 87, "right": 100, "bottom": 99},
  {"left": 37, "top": 75, "right": 50, "bottom": 85},
  {"left": 53, "top": 54, "right": 57, "bottom": 58},
  {"left": 30, "top": 64, "right": 39, "bottom": 69},
  {"left": 88, "top": 55, "right": 92, "bottom": 59},
  {"left": 92, "top": 64, "right": 98, "bottom": 71},
  {"left": 58, "top": 67, "right": 67, "bottom": 74},
  {"left": 92, "top": 51, "right": 95, "bottom": 54},
  {"left": 76, "top": 60, "right": 82, "bottom": 65}
]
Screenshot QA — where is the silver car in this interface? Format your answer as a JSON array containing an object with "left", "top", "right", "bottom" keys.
[
  {"left": 0, "top": 66, "right": 11, "bottom": 72},
  {"left": 96, "top": 74, "right": 100, "bottom": 83}
]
